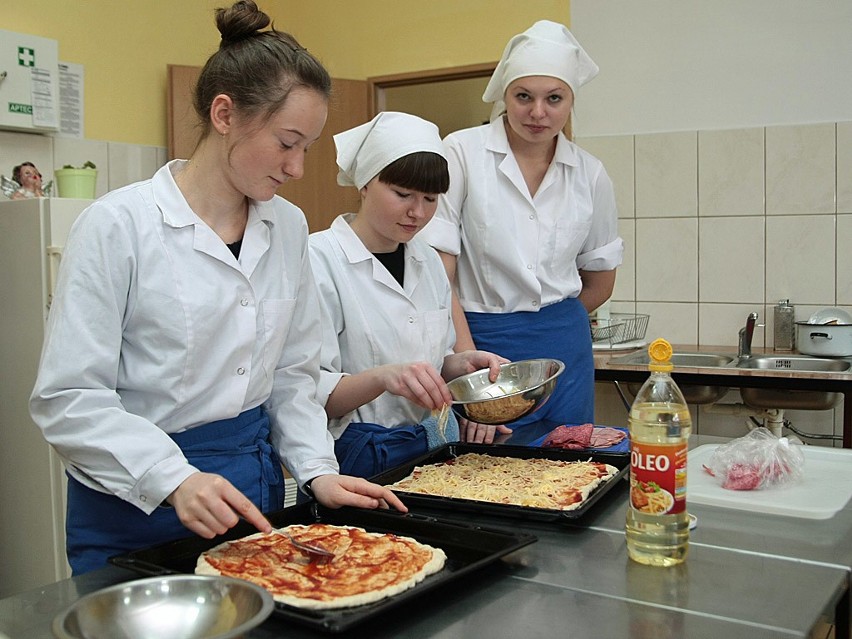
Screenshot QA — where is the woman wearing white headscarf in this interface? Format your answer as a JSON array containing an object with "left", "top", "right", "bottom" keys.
[
  {"left": 309, "top": 112, "right": 506, "bottom": 478},
  {"left": 420, "top": 21, "right": 623, "bottom": 439}
]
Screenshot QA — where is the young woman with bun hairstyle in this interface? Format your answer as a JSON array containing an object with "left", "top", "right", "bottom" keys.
[{"left": 30, "top": 0, "right": 404, "bottom": 575}]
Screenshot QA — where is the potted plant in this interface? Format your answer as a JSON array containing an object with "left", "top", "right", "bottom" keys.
[{"left": 54, "top": 161, "right": 97, "bottom": 199}]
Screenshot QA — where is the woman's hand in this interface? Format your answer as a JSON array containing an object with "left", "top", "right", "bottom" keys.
[
  {"left": 324, "top": 361, "right": 452, "bottom": 418},
  {"left": 442, "top": 350, "right": 509, "bottom": 382},
  {"left": 459, "top": 417, "right": 513, "bottom": 444},
  {"left": 167, "top": 472, "right": 272, "bottom": 538},
  {"left": 309, "top": 474, "right": 408, "bottom": 512},
  {"left": 375, "top": 362, "right": 451, "bottom": 411}
]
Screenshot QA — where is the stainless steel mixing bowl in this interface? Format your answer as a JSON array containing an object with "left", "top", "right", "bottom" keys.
[
  {"left": 447, "top": 358, "right": 565, "bottom": 425},
  {"left": 52, "top": 575, "right": 274, "bottom": 639}
]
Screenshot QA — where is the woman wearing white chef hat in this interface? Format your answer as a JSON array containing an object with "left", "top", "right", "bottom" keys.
[
  {"left": 420, "top": 21, "right": 623, "bottom": 438},
  {"left": 309, "top": 112, "right": 507, "bottom": 478}
]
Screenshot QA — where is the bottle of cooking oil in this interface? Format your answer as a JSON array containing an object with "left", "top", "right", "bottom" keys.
[{"left": 625, "top": 338, "right": 691, "bottom": 566}]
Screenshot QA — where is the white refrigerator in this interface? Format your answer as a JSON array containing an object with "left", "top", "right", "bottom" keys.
[{"left": 0, "top": 197, "right": 92, "bottom": 596}]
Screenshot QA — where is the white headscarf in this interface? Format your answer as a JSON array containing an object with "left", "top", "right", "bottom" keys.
[
  {"left": 482, "top": 20, "right": 599, "bottom": 122},
  {"left": 334, "top": 112, "right": 446, "bottom": 190}
]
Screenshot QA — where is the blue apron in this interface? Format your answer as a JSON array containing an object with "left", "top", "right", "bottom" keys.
[
  {"left": 464, "top": 296, "right": 594, "bottom": 430},
  {"left": 65, "top": 406, "right": 284, "bottom": 575},
  {"left": 334, "top": 411, "right": 459, "bottom": 479}
]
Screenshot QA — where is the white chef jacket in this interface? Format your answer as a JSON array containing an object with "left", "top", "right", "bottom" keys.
[
  {"left": 309, "top": 214, "right": 455, "bottom": 439},
  {"left": 29, "top": 160, "right": 337, "bottom": 514},
  {"left": 419, "top": 117, "right": 623, "bottom": 313}
]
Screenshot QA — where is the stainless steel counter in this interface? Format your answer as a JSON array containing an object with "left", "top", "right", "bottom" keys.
[{"left": 1, "top": 432, "right": 849, "bottom": 639}]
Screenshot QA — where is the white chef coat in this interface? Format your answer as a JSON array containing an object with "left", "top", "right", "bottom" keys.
[
  {"left": 30, "top": 160, "right": 337, "bottom": 514},
  {"left": 419, "top": 117, "right": 623, "bottom": 313},
  {"left": 309, "top": 214, "right": 455, "bottom": 439}
]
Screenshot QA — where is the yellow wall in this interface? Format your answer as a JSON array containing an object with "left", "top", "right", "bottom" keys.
[
  {"left": 7, "top": 1, "right": 568, "bottom": 147},
  {"left": 286, "top": 1, "right": 570, "bottom": 79}
]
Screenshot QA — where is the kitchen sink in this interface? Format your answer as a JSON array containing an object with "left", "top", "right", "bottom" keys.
[
  {"left": 614, "top": 351, "right": 735, "bottom": 404},
  {"left": 613, "top": 352, "right": 737, "bottom": 368},
  {"left": 612, "top": 351, "right": 850, "bottom": 409},
  {"left": 736, "top": 355, "right": 849, "bottom": 410},
  {"left": 735, "top": 356, "right": 851, "bottom": 373}
]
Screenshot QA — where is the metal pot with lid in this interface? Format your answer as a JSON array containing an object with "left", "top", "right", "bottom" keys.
[{"left": 796, "top": 307, "right": 852, "bottom": 357}]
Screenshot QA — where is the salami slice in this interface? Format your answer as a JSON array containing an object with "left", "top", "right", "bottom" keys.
[
  {"left": 542, "top": 423, "right": 594, "bottom": 450},
  {"left": 589, "top": 427, "right": 627, "bottom": 449}
]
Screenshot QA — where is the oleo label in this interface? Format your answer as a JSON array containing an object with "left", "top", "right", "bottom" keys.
[{"left": 630, "top": 442, "right": 687, "bottom": 515}]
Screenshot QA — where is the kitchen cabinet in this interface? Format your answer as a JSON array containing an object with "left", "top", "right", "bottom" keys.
[{"left": 0, "top": 198, "right": 91, "bottom": 597}]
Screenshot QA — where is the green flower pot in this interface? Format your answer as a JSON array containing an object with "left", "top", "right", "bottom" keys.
[{"left": 54, "top": 168, "right": 97, "bottom": 199}]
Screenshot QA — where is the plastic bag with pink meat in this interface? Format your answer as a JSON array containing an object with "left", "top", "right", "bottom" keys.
[{"left": 702, "top": 427, "right": 805, "bottom": 491}]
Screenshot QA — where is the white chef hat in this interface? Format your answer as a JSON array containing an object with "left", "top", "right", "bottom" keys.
[
  {"left": 482, "top": 20, "right": 599, "bottom": 121},
  {"left": 334, "top": 112, "right": 446, "bottom": 190}
]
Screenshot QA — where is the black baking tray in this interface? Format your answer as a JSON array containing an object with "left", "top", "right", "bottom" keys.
[
  {"left": 109, "top": 502, "right": 536, "bottom": 634},
  {"left": 370, "top": 443, "right": 629, "bottom": 522}
]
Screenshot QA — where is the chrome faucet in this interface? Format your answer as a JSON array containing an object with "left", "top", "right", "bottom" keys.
[{"left": 738, "top": 312, "right": 761, "bottom": 358}]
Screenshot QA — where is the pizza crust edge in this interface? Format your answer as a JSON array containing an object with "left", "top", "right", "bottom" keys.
[{"left": 195, "top": 524, "right": 447, "bottom": 610}]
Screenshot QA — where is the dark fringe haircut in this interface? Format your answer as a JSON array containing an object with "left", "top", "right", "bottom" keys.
[{"left": 377, "top": 152, "right": 449, "bottom": 194}]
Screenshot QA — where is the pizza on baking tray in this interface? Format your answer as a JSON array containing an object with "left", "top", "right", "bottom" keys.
[
  {"left": 388, "top": 453, "right": 619, "bottom": 511},
  {"left": 195, "top": 523, "right": 446, "bottom": 609}
]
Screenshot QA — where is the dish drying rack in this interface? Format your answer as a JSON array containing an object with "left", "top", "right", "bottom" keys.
[{"left": 589, "top": 313, "right": 649, "bottom": 345}]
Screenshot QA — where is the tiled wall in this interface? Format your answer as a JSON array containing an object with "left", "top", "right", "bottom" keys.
[
  {"left": 1, "top": 130, "right": 166, "bottom": 197},
  {"left": 578, "top": 122, "right": 852, "bottom": 445}
]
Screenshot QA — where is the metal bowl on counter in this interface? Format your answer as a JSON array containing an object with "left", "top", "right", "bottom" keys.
[
  {"left": 447, "top": 358, "right": 565, "bottom": 425},
  {"left": 52, "top": 575, "right": 273, "bottom": 639}
]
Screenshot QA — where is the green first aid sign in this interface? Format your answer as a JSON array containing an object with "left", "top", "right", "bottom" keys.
[
  {"left": 9, "top": 103, "right": 33, "bottom": 114},
  {"left": 18, "top": 47, "right": 35, "bottom": 67}
]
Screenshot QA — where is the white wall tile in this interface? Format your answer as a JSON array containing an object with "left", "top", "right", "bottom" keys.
[
  {"left": 839, "top": 214, "right": 852, "bottom": 305},
  {"left": 609, "top": 300, "right": 636, "bottom": 315},
  {"left": 107, "top": 143, "right": 162, "bottom": 190},
  {"left": 833, "top": 408, "right": 844, "bottom": 447},
  {"left": 782, "top": 408, "right": 839, "bottom": 447},
  {"left": 0, "top": 131, "right": 53, "bottom": 196},
  {"left": 698, "top": 403, "right": 837, "bottom": 445},
  {"left": 52, "top": 138, "right": 110, "bottom": 199},
  {"left": 636, "top": 217, "right": 697, "bottom": 302},
  {"left": 635, "top": 131, "right": 697, "bottom": 218},
  {"left": 839, "top": 122, "right": 852, "bottom": 213},
  {"left": 593, "top": 382, "right": 629, "bottom": 427},
  {"left": 576, "top": 134, "right": 635, "bottom": 218},
  {"left": 766, "top": 215, "right": 836, "bottom": 305},
  {"left": 637, "top": 301, "right": 698, "bottom": 345},
  {"left": 699, "top": 303, "right": 765, "bottom": 349},
  {"left": 766, "top": 123, "right": 835, "bottom": 215},
  {"left": 698, "top": 127, "right": 764, "bottom": 216},
  {"left": 612, "top": 219, "right": 635, "bottom": 301},
  {"left": 698, "top": 216, "right": 765, "bottom": 303},
  {"left": 697, "top": 404, "right": 754, "bottom": 439}
]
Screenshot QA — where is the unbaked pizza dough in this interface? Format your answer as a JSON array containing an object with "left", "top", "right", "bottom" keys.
[{"left": 196, "top": 523, "right": 446, "bottom": 610}]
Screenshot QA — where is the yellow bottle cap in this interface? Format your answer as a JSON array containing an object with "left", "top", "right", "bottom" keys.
[{"left": 648, "top": 338, "right": 673, "bottom": 372}]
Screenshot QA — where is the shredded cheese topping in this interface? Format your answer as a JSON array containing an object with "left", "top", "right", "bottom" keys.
[{"left": 389, "top": 453, "right": 619, "bottom": 511}]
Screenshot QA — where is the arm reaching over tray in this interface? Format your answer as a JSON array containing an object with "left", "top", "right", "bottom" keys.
[{"left": 309, "top": 474, "right": 408, "bottom": 512}]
